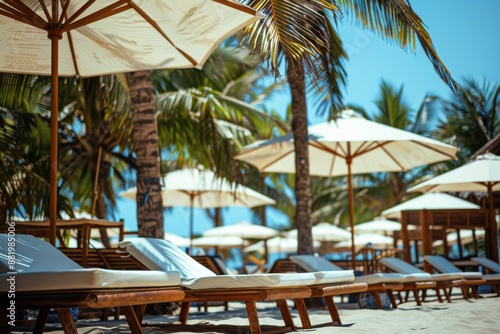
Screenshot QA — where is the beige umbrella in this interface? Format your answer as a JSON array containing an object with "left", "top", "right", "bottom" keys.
[
  {"left": 203, "top": 221, "right": 279, "bottom": 239},
  {"left": 0, "top": 1, "right": 263, "bottom": 245},
  {"left": 192, "top": 235, "right": 248, "bottom": 249},
  {"left": 381, "top": 193, "right": 480, "bottom": 220},
  {"left": 349, "top": 217, "right": 415, "bottom": 235},
  {"left": 119, "top": 168, "right": 276, "bottom": 251},
  {"left": 408, "top": 152, "right": 500, "bottom": 261},
  {"left": 235, "top": 110, "right": 458, "bottom": 268},
  {"left": 244, "top": 236, "right": 320, "bottom": 254},
  {"left": 287, "top": 222, "right": 351, "bottom": 242}
]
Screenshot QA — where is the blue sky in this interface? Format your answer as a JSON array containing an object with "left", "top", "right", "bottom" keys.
[{"left": 117, "top": 1, "right": 500, "bottom": 246}]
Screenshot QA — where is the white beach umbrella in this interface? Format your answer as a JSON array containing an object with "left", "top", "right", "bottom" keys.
[
  {"left": 381, "top": 193, "right": 480, "bottom": 220},
  {"left": 0, "top": 1, "right": 263, "bottom": 246},
  {"left": 0, "top": 1, "right": 264, "bottom": 246},
  {"left": 203, "top": 221, "right": 279, "bottom": 239},
  {"left": 408, "top": 152, "right": 500, "bottom": 261},
  {"left": 120, "top": 168, "right": 276, "bottom": 251},
  {"left": 287, "top": 222, "right": 351, "bottom": 242},
  {"left": 192, "top": 235, "right": 248, "bottom": 249},
  {"left": 244, "top": 236, "right": 320, "bottom": 254},
  {"left": 350, "top": 217, "right": 413, "bottom": 235},
  {"left": 334, "top": 233, "right": 394, "bottom": 249},
  {"left": 236, "top": 110, "right": 458, "bottom": 267}
]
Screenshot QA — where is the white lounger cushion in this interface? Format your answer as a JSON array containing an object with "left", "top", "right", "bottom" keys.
[
  {"left": 0, "top": 268, "right": 180, "bottom": 292},
  {"left": 119, "top": 238, "right": 215, "bottom": 278},
  {"left": 290, "top": 254, "right": 434, "bottom": 284},
  {"left": 0, "top": 234, "right": 82, "bottom": 272},
  {"left": 289, "top": 255, "right": 343, "bottom": 272},
  {"left": 119, "top": 238, "right": 356, "bottom": 289},
  {"left": 378, "top": 257, "right": 464, "bottom": 281},
  {"left": 181, "top": 270, "right": 355, "bottom": 290},
  {"left": 471, "top": 257, "right": 500, "bottom": 273},
  {"left": 0, "top": 234, "right": 181, "bottom": 292},
  {"left": 424, "top": 255, "right": 483, "bottom": 279}
]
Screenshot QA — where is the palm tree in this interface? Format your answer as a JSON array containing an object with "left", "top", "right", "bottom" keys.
[
  {"left": 437, "top": 77, "right": 500, "bottom": 165},
  {"left": 0, "top": 73, "right": 74, "bottom": 222},
  {"left": 58, "top": 75, "right": 134, "bottom": 245},
  {"left": 153, "top": 45, "right": 292, "bottom": 226},
  {"left": 242, "top": 0, "right": 458, "bottom": 255}
]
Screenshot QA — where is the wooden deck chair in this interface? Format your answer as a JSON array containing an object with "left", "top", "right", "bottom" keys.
[
  {"left": 378, "top": 257, "right": 466, "bottom": 302},
  {"left": 471, "top": 257, "right": 500, "bottom": 274},
  {"left": 424, "top": 255, "right": 499, "bottom": 297},
  {"left": 192, "top": 256, "right": 231, "bottom": 311},
  {"left": 118, "top": 238, "right": 367, "bottom": 333},
  {"left": 290, "top": 255, "right": 437, "bottom": 308},
  {"left": 0, "top": 234, "right": 184, "bottom": 334}
]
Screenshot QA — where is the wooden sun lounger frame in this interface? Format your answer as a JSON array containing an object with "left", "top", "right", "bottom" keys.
[
  {"left": 423, "top": 256, "right": 488, "bottom": 299},
  {"left": 0, "top": 287, "right": 185, "bottom": 334},
  {"left": 123, "top": 253, "right": 367, "bottom": 332}
]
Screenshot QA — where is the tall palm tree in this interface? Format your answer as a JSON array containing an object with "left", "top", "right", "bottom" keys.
[
  {"left": 0, "top": 74, "right": 74, "bottom": 222},
  {"left": 437, "top": 77, "right": 500, "bottom": 165},
  {"left": 58, "top": 75, "right": 134, "bottom": 245},
  {"left": 242, "top": 0, "right": 458, "bottom": 255},
  {"left": 153, "top": 45, "right": 293, "bottom": 226}
]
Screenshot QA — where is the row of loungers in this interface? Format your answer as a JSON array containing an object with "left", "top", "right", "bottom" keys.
[
  {"left": 2, "top": 234, "right": 499, "bottom": 334},
  {"left": 1, "top": 234, "right": 369, "bottom": 334}
]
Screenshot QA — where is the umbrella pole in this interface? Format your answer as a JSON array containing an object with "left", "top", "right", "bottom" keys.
[
  {"left": 487, "top": 184, "right": 498, "bottom": 262},
  {"left": 347, "top": 156, "right": 357, "bottom": 272},
  {"left": 189, "top": 196, "right": 194, "bottom": 255},
  {"left": 49, "top": 30, "right": 62, "bottom": 246}
]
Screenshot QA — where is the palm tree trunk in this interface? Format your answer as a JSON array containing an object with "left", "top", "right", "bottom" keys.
[
  {"left": 287, "top": 62, "right": 313, "bottom": 255},
  {"left": 126, "top": 71, "right": 164, "bottom": 238}
]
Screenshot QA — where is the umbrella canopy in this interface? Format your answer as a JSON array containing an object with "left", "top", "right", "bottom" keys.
[
  {"left": 381, "top": 193, "right": 480, "bottom": 220},
  {"left": 235, "top": 110, "right": 458, "bottom": 267},
  {"left": 244, "top": 236, "right": 320, "bottom": 254},
  {"left": 203, "top": 221, "right": 279, "bottom": 239},
  {"left": 408, "top": 152, "right": 500, "bottom": 261},
  {"left": 287, "top": 222, "right": 351, "bottom": 242},
  {"left": 349, "top": 217, "right": 413, "bottom": 235},
  {"left": 0, "top": 1, "right": 263, "bottom": 245},
  {"left": 192, "top": 235, "right": 248, "bottom": 249},
  {"left": 333, "top": 233, "right": 394, "bottom": 250},
  {"left": 119, "top": 168, "right": 276, "bottom": 250}
]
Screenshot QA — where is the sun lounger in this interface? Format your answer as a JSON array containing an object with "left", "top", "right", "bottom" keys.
[
  {"left": 0, "top": 234, "right": 184, "bottom": 334},
  {"left": 378, "top": 256, "right": 466, "bottom": 302},
  {"left": 118, "top": 238, "right": 367, "bottom": 331},
  {"left": 290, "top": 255, "right": 437, "bottom": 308},
  {"left": 471, "top": 257, "right": 500, "bottom": 274},
  {"left": 424, "top": 255, "right": 500, "bottom": 298}
]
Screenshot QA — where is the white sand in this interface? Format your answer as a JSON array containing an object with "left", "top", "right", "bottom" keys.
[{"left": 10, "top": 292, "right": 500, "bottom": 333}]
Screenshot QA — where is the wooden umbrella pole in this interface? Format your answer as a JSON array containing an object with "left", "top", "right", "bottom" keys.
[
  {"left": 90, "top": 147, "right": 103, "bottom": 217},
  {"left": 189, "top": 196, "right": 194, "bottom": 255},
  {"left": 347, "top": 154, "right": 356, "bottom": 272},
  {"left": 487, "top": 184, "right": 498, "bottom": 262},
  {"left": 49, "top": 30, "right": 61, "bottom": 246}
]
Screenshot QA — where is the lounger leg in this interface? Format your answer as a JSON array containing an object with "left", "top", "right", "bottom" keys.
[
  {"left": 324, "top": 296, "right": 341, "bottom": 325},
  {"left": 413, "top": 290, "right": 422, "bottom": 306},
  {"left": 33, "top": 308, "right": 49, "bottom": 334},
  {"left": 441, "top": 288, "right": 451, "bottom": 303},
  {"left": 387, "top": 291, "right": 398, "bottom": 308},
  {"left": 134, "top": 305, "right": 146, "bottom": 324},
  {"left": 294, "top": 299, "right": 311, "bottom": 329},
  {"left": 55, "top": 308, "right": 78, "bottom": 334},
  {"left": 245, "top": 300, "right": 262, "bottom": 334},
  {"left": 179, "top": 302, "right": 191, "bottom": 324},
  {"left": 122, "top": 305, "right": 144, "bottom": 334},
  {"left": 372, "top": 291, "right": 382, "bottom": 309}
]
